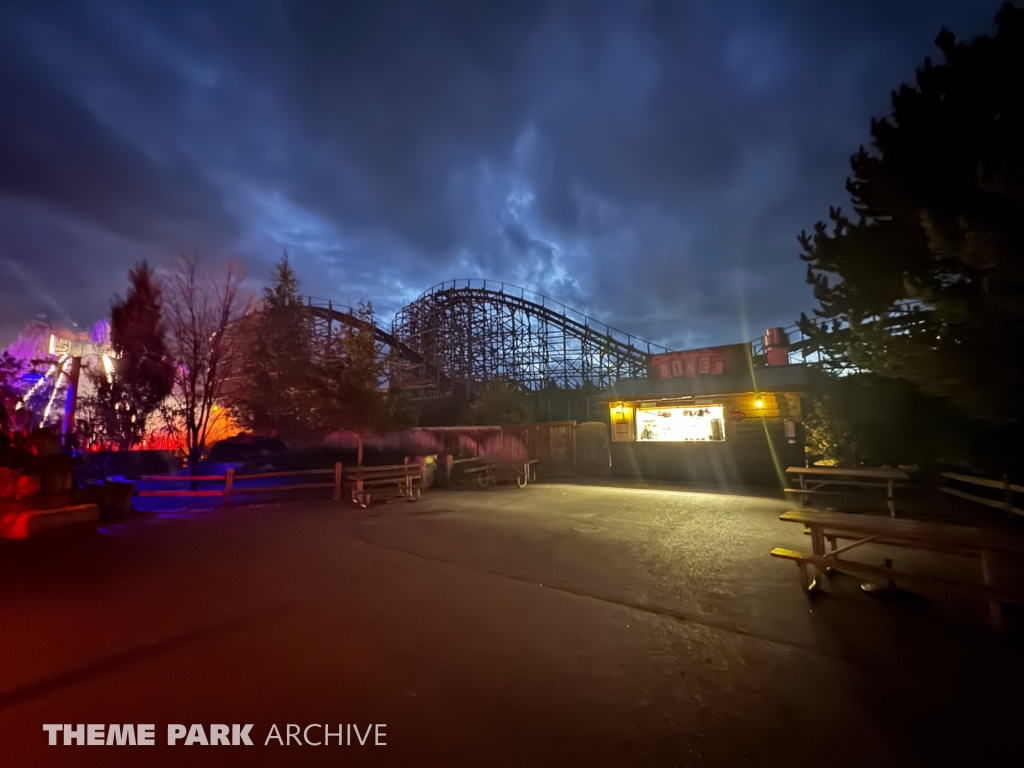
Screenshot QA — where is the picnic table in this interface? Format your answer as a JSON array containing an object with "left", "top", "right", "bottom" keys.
[
  {"left": 786, "top": 466, "right": 911, "bottom": 517},
  {"left": 449, "top": 456, "right": 538, "bottom": 488},
  {"left": 343, "top": 463, "right": 422, "bottom": 508},
  {"left": 771, "top": 508, "right": 1024, "bottom": 629}
]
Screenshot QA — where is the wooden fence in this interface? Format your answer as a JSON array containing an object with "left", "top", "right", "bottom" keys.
[
  {"left": 501, "top": 421, "right": 577, "bottom": 476},
  {"left": 402, "top": 421, "right": 579, "bottom": 477},
  {"left": 941, "top": 471, "right": 1024, "bottom": 518},
  {"left": 136, "top": 464, "right": 343, "bottom": 505}
]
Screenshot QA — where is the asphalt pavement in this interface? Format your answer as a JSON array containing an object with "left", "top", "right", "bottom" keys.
[{"left": 0, "top": 481, "right": 1021, "bottom": 766}]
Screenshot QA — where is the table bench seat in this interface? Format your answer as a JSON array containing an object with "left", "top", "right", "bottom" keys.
[
  {"left": 449, "top": 457, "right": 538, "bottom": 488},
  {"left": 784, "top": 482, "right": 904, "bottom": 493},
  {"left": 343, "top": 465, "right": 422, "bottom": 508},
  {"left": 0, "top": 503, "right": 100, "bottom": 539},
  {"left": 786, "top": 466, "right": 911, "bottom": 517},
  {"left": 459, "top": 464, "right": 497, "bottom": 475},
  {"left": 771, "top": 547, "right": 1024, "bottom": 605},
  {"left": 773, "top": 509, "right": 1024, "bottom": 629}
]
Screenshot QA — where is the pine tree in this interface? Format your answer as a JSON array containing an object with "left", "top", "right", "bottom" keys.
[
  {"left": 312, "top": 301, "right": 391, "bottom": 433},
  {"left": 472, "top": 378, "right": 533, "bottom": 425},
  {"left": 101, "top": 262, "right": 175, "bottom": 448},
  {"left": 234, "top": 254, "right": 317, "bottom": 435},
  {"left": 799, "top": 5, "right": 1024, "bottom": 426}
]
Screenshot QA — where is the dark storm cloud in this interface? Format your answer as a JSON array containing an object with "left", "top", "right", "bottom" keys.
[
  {"left": 0, "top": 0, "right": 999, "bottom": 348},
  {"left": 0, "top": 12, "right": 236, "bottom": 248}
]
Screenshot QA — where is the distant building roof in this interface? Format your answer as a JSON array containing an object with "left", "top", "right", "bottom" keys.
[{"left": 600, "top": 363, "right": 815, "bottom": 400}]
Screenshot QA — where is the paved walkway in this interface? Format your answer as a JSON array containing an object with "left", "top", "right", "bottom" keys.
[{"left": 1, "top": 482, "right": 1021, "bottom": 766}]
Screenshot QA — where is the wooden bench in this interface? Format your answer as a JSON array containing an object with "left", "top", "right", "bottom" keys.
[
  {"left": 511, "top": 459, "right": 539, "bottom": 488},
  {"left": 344, "top": 464, "right": 422, "bottom": 508},
  {"left": 786, "top": 466, "right": 911, "bottom": 517},
  {"left": 449, "top": 457, "right": 538, "bottom": 488},
  {"left": 771, "top": 508, "right": 1024, "bottom": 628},
  {"left": 0, "top": 503, "right": 100, "bottom": 539},
  {"left": 451, "top": 456, "right": 500, "bottom": 487}
]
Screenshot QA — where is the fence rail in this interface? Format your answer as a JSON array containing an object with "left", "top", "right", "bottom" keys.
[
  {"left": 941, "top": 471, "right": 1024, "bottom": 517},
  {"left": 135, "top": 465, "right": 343, "bottom": 505}
]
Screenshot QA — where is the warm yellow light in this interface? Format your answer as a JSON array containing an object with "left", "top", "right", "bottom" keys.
[{"left": 754, "top": 396, "right": 765, "bottom": 409}]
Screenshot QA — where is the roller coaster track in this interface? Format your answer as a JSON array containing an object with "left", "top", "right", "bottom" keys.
[
  {"left": 308, "top": 286, "right": 926, "bottom": 396},
  {"left": 391, "top": 279, "right": 671, "bottom": 397},
  {"left": 304, "top": 281, "right": 671, "bottom": 400},
  {"left": 304, "top": 297, "right": 469, "bottom": 398}
]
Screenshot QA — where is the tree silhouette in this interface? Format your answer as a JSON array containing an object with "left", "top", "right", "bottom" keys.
[
  {"left": 313, "top": 301, "right": 391, "bottom": 433},
  {"left": 472, "top": 378, "right": 533, "bottom": 426},
  {"left": 163, "top": 256, "right": 249, "bottom": 472},
  {"left": 104, "top": 262, "right": 175, "bottom": 448},
  {"left": 233, "top": 254, "right": 317, "bottom": 435},
  {"left": 799, "top": 4, "right": 1024, "bottom": 427}
]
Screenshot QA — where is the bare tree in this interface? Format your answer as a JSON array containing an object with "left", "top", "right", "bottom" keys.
[{"left": 162, "top": 255, "right": 250, "bottom": 473}]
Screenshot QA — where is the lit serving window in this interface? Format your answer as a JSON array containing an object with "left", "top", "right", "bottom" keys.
[{"left": 636, "top": 405, "right": 725, "bottom": 442}]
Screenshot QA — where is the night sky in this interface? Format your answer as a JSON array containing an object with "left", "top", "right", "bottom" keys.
[{"left": 0, "top": 0, "right": 998, "bottom": 350}]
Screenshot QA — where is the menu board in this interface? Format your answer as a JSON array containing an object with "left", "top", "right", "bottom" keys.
[
  {"left": 609, "top": 404, "right": 634, "bottom": 442},
  {"left": 636, "top": 405, "right": 725, "bottom": 442}
]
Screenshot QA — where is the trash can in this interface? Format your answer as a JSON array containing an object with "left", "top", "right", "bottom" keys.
[{"left": 421, "top": 455, "right": 436, "bottom": 489}]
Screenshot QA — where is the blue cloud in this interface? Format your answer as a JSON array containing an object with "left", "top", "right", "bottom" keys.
[{"left": 0, "top": 0, "right": 999, "bottom": 351}]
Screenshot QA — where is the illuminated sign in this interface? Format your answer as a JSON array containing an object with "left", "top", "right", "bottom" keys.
[
  {"left": 650, "top": 344, "right": 750, "bottom": 380},
  {"left": 636, "top": 405, "right": 725, "bottom": 442},
  {"left": 48, "top": 332, "right": 113, "bottom": 359},
  {"left": 609, "top": 403, "right": 634, "bottom": 442}
]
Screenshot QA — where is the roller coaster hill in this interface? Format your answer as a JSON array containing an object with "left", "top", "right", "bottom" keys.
[
  {"left": 4, "top": 278, "right": 817, "bottom": 440},
  {"left": 306, "top": 278, "right": 817, "bottom": 415}
]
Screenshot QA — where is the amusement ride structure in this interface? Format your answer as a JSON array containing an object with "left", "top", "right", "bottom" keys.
[
  {"left": 305, "top": 279, "right": 674, "bottom": 401},
  {"left": 4, "top": 321, "right": 114, "bottom": 438},
  {"left": 303, "top": 296, "right": 467, "bottom": 399},
  {"left": 7, "top": 277, "right": 836, "bottom": 436}
]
